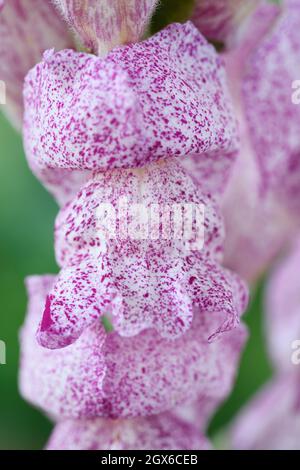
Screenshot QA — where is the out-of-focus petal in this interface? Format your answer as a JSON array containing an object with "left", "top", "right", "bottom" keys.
[
  {"left": 231, "top": 374, "right": 300, "bottom": 450},
  {"left": 243, "top": 0, "right": 300, "bottom": 214},
  {"left": 34, "top": 160, "right": 248, "bottom": 348},
  {"left": 46, "top": 414, "right": 211, "bottom": 450},
  {"left": 222, "top": 137, "right": 296, "bottom": 282},
  {"left": 24, "top": 22, "right": 238, "bottom": 199},
  {"left": 20, "top": 275, "right": 247, "bottom": 420},
  {"left": 53, "top": 0, "right": 159, "bottom": 55},
  {"left": 181, "top": 147, "right": 238, "bottom": 197},
  {"left": 221, "top": 5, "right": 298, "bottom": 282},
  {"left": 266, "top": 239, "right": 300, "bottom": 371},
  {"left": 0, "top": 0, "right": 74, "bottom": 128},
  {"left": 192, "top": 0, "right": 259, "bottom": 47}
]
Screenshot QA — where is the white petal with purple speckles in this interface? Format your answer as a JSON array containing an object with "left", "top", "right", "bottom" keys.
[
  {"left": 34, "top": 160, "right": 248, "bottom": 348},
  {"left": 20, "top": 275, "right": 247, "bottom": 420},
  {"left": 23, "top": 22, "right": 238, "bottom": 193}
]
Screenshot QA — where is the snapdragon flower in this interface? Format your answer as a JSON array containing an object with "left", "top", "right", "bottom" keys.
[
  {"left": 9, "top": 0, "right": 250, "bottom": 451},
  {"left": 21, "top": 20, "right": 248, "bottom": 354}
]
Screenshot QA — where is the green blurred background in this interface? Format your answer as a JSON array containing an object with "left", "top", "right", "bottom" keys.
[
  {"left": 0, "top": 0, "right": 276, "bottom": 449},
  {"left": 0, "top": 114, "right": 56, "bottom": 449},
  {"left": 0, "top": 113, "right": 273, "bottom": 450}
]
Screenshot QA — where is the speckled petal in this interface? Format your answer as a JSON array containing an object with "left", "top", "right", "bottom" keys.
[
  {"left": 266, "top": 239, "right": 300, "bottom": 371},
  {"left": 37, "top": 256, "right": 116, "bottom": 349},
  {"left": 24, "top": 47, "right": 144, "bottom": 172},
  {"left": 184, "top": 256, "right": 248, "bottom": 340},
  {"left": 46, "top": 414, "right": 211, "bottom": 450},
  {"left": 20, "top": 275, "right": 108, "bottom": 418},
  {"left": 103, "top": 314, "right": 247, "bottom": 420},
  {"left": 20, "top": 275, "right": 247, "bottom": 420},
  {"left": 231, "top": 374, "right": 300, "bottom": 450},
  {"left": 23, "top": 21, "right": 238, "bottom": 190},
  {"left": 242, "top": 0, "right": 300, "bottom": 214},
  {"left": 192, "top": 0, "right": 259, "bottom": 46},
  {"left": 0, "top": 0, "right": 73, "bottom": 128},
  {"left": 54, "top": 160, "right": 224, "bottom": 266},
  {"left": 52, "top": 0, "right": 159, "bottom": 55},
  {"left": 35, "top": 160, "right": 248, "bottom": 348}
]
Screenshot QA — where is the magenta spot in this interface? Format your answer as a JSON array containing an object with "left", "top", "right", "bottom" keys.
[
  {"left": 175, "top": 317, "right": 185, "bottom": 327},
  {"left": 40, "top": 295, "right": 54, "bottom": 332}
]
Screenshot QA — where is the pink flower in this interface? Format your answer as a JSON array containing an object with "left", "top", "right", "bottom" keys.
[
  {"left": 23, "top": 21, "right": 238, "bottom": 205},
  {"left": 0, "top": 0, "right": 74, "bottom": 128},
  {"left": 52, "top": 0, "right": 159, "bottom": 55},
  {"left": 46, "top": 414, "right": 211, "bottom": 451},
  {"left": 34, "top": 160, "right": 248, "bottom": 349},
  {"left": 16, "top": 6, "right": 250, "bottom": 451},
  {"left": 20, "top": 275, "right": 246, "bottom": 421}
]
